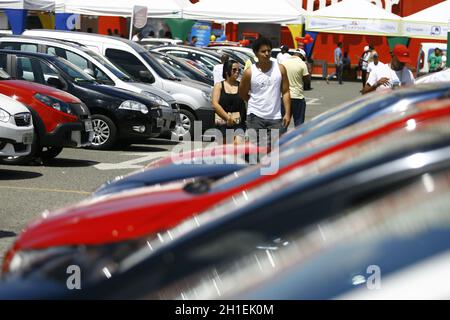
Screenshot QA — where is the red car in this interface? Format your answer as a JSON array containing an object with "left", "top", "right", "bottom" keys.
[
  {"left": 0, "top": 70, "right": 92, "bottom": 163},
  {"left": 3, "top": 99, "right": 450, "bottom": 275}
]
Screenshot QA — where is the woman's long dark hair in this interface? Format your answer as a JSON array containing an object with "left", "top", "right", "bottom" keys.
[{"left": 222, "top": 59, "right": 238, "bottom": 79}]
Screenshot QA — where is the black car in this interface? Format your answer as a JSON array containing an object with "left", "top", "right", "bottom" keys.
[{"left": 0, "top": 50, "right": 175, "bottom": 149}]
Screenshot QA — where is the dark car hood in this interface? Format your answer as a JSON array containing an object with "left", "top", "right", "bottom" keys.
[{"left": 80, "top": 83, "right": 161, "bottom": 106}]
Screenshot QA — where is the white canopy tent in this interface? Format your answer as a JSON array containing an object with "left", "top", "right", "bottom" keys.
[
  {"left": 402, "top": 0, "right": 449, "bottom": 40},
  {"left": 54, "top": 0, "right": 190, "bottom": 18},
  {"left": 182, "top": 0, "right": 307, "bottom": 24},
  {"left": 0, "top": 0, "right": 54, "bottom": 10},
  {"left": 306, "top": 0, "right": 402, "bottom": 36}
]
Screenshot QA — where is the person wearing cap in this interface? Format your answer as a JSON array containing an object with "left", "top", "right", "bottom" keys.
[
  {"left": 281, "top": 48, "right": 310, "bottom": 126},
  {"left": 366, "top": 50, "right": 384, "bottom": 78},
  {"left": 362, "top": 44, "right": 414, "bottom": 94},
  {"left": 277, "top": 45, "right": 291, "bottom": 64}
]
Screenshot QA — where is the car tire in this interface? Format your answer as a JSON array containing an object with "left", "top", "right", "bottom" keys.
[
  {"left": 171, "top": 109, "right": 196, "bottom": 140},
  {"left": 40, "top": 146, "right": 64, "bottom": 160},
  {"left": 89, "top": 114, "right": 117, "bottom": 150},
  {"left": 0, "top": 130, "right": 40, "bottom": 165}
]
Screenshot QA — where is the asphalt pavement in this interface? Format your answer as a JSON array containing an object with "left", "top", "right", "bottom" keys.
[{"left": 0, "top": 79, "right": 363, "bottom": 267}]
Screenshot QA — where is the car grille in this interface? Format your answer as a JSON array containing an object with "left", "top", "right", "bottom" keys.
[{"left": 14, "top": 112, "right": 31, "bottom": 127}]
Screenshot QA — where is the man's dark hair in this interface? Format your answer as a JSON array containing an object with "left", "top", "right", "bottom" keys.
[
  {"left": 252, "top": 37, "right": 273, "bottom": 53},
  {"left": 222, "top": 59, "right": 238, "bottom": 79},
  {"left": 369, "top": 44, "right": 374, "bottom": 50},
  {"left": 337, "top": 42, "right": 343, "bottom": 48}
]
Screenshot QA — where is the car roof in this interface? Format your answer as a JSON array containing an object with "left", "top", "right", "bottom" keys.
[
  {"left": 151, "top": 44, "right": 222, "bottom": 58},
  {"left": 23, "top": 29, "right": 143, "bottom": 50},
  {"left": 0, "top": 35, "right": 92, "bottom": 52},
  {"left": 0, "top": 48, "right": 58, "bottom": 60}
]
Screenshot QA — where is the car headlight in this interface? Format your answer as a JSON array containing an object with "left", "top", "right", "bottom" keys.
[
  {"left": 141, "top": 91, "right": 170, "bottom": 107},
  {"left": 4, "top": 236, "right": 151, "bottom": 283},
  {"left": 202, "top": 91, "right": 212, "bottom": 102},
  {"left": 34, "top": 93, "right": 73, "bottom": 115},
  {"left": 119, "top": 100, "right": 149, "bottom": 114},
  {"left": 0, "top": 108, "right": 10, "bottom": 122}
]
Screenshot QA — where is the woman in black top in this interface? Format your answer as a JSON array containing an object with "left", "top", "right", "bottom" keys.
[{"left": 211, "top": 60, "right": 246, "bottom": 143}]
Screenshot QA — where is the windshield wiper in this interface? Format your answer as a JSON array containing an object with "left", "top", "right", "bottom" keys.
[{"left": 75, "top": 78, "right": 96, "bottom": 84}]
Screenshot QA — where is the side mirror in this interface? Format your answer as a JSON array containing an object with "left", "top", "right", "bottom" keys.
[
  {"left": 83, "top": 68, "right": 95, "bottom": 77},
  {"left": 139, "top": 70, "right": 155, "bottom": 84},
  {"left": 47, "top": 77, "right": 65, "bottom": 89}
]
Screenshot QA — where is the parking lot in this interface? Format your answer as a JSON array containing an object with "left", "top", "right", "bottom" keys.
[{"left": 0, "top": 80, "right": 362, "bottom": 266}]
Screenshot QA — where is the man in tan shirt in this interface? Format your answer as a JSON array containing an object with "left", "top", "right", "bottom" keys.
[{"left": 281, "top": 48, "right": 310, "bottom": 126}]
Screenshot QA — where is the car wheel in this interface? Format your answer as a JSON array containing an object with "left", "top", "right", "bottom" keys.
[
  {"left": 90, "top": 114, "right": 117, "bottom": 150},
  {"left": 171, "top": 109, "right": 195, "bottom": 140},
  {"left": 40, "top": 146, "right": 63, "bottom": 160},
  {"left": 0, "top": 130, "right": 40, "bottom": 165}
]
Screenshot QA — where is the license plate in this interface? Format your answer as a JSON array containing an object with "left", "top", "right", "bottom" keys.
[
  {"left": 23, "top": 133, "right": 33, "bottom": 145},
  {"left": 84, "top": 120, "right": 93, "bottom": 132}
]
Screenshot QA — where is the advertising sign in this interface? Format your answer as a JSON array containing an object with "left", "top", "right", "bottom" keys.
[{"left": 191, "top": 21, "right": 212, "bottom": 47}]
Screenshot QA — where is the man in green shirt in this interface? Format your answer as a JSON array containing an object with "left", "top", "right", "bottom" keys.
[{"left": 429, "top": 48, "right": 443, "bottom": 73}]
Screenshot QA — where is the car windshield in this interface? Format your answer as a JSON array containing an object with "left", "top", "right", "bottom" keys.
[
  {"left": 180, "top": 58, "right": 213, "bottom": 78},
  {"left": 88, "top": 50, "right": 133, "bottom": 82},
  {"left": 134, "top": 46, "right": 177, "bottom": 80},
  {"left": 159, "top": 54, "right": 212, "bottom": 80},
  {"left": 155, "top": 57, "right": 188, "bottom": 79},
  {"left": 53, "top": 56, "right": 96, "bottom": 83}
]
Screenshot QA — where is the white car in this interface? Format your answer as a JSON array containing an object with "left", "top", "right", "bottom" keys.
[{"left": 0, "top": 93, "right": 33, "bottom": 158}]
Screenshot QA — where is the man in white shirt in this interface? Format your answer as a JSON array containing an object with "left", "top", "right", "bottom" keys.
[
  {"left": 240, "top": 37, "right": 291, "bottom": 148},
  {"left": 366, "top": 51, "right": 384, "bottom": 76},
  {"left": 362, "top": 44, "right": 414, "bottom": 94},
  {"left": 277, "top": 45, "right": 291, "bottom": 64},
  {"left": 213, "top": 53, "right": 229, "bottom": 85}
]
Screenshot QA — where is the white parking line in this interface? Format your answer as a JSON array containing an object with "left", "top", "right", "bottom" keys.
[
  {"left": 0, "top": 185, "right": 90, "bottom": 195},
  {"left": 94, "top": 151, "right": 171, "bottom": 170}
]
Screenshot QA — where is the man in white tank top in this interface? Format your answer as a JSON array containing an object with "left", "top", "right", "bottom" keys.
[{"left": 239, "top": 37, "right": 291, "bottom": 149}]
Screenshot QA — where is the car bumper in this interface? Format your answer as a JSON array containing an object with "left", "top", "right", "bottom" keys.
[
  {"left": 42, "top": 121, "right": 92, "bottom": 148},
  {"left": 117, "top": 109, "right": 169, "bottom": 139},
  {"left": 0, "top": 124, "right": 33, "bottom": 157}
]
